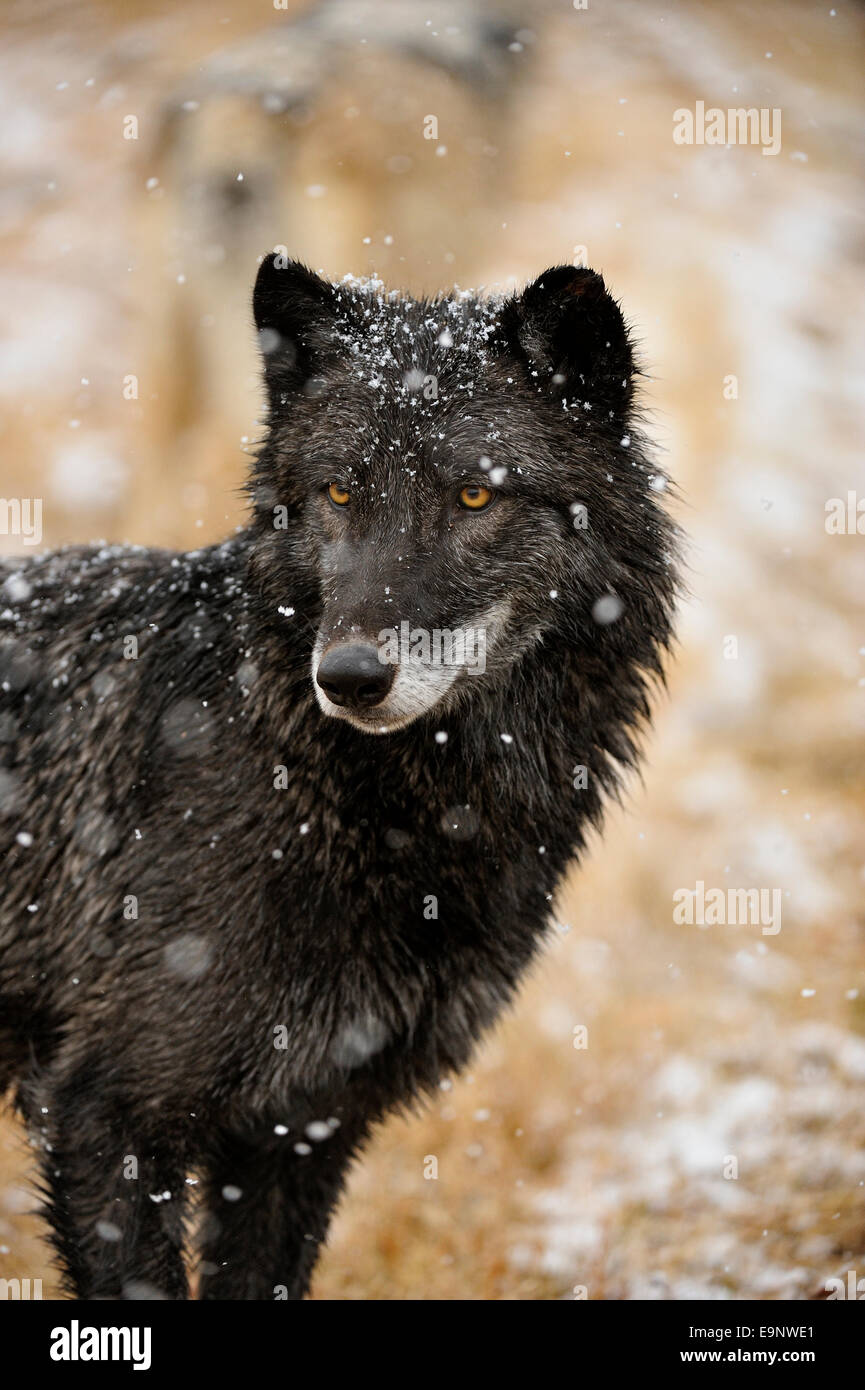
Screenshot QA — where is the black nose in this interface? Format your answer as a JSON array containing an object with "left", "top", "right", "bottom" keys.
[{"left": 316, "top": 642, "right": 394, "bottom": 709}]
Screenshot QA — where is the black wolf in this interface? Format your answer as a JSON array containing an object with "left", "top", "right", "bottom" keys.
[{"left": 0, "top": 257, "right": 677, "bottom": 1299}]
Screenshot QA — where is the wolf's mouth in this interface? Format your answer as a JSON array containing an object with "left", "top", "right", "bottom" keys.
[
  {"left": 313, "top": 637, "right": 459, "bottom": 736},
  {"left": 316, "top": 701, "right": 430, "bottom": 736},
  {"left": 311, "top": 603, "right": 512, "bottom": 735}
]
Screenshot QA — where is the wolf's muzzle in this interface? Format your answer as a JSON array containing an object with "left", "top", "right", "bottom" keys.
[{"left": 316, "top": 642, "right": 394, "bottom": 710}]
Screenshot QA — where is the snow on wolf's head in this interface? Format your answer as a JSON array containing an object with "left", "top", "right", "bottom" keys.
[{"left": 249, "top": 254, "right": 674, "bottom": 735}]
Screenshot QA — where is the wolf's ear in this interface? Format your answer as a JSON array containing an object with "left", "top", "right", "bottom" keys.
[
  {"left": 501, "top": 265, "right": 634, "bottom": 422},
  {"left": 253, "top": 254, "right": 338, "bottom": 391}
]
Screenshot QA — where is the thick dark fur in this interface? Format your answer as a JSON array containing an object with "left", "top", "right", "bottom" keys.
[{"left": 0, "top": 257, "right": 677, "bottom": 1299}]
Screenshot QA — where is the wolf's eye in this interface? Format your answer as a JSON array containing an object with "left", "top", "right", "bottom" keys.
[
  {"left": 327, "top": 482, "right": 350, "bottom": 508},
  {"left": 458, "top": 484, "right": 494, "bottom": 511}
]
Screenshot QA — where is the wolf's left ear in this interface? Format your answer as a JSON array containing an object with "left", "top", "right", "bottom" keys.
[
  {"left": 253, "top": 253, "right": 338, "bottom": 390},
  {"left": 500, "top": 265, "right": 634, "bottom": 423}
]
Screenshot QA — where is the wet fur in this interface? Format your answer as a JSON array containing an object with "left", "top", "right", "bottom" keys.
[{"left": 0, "top": 258, "right": 678, "bottom": 1299}]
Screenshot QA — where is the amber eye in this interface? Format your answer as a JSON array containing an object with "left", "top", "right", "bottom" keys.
[
  {"left": 458, "top": 484, "right": 494, "bottom": 511},
  {"left": 327, "top": 482, "right": 350, "bottom": 508}
]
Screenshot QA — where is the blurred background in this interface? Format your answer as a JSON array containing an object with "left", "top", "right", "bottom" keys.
[{"left": 1, "top": 0, "right": 864, "bottom": 1299}]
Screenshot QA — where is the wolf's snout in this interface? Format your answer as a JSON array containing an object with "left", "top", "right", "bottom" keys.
[{"left": 316, "top": 642, "right": 394, "bottom": 709}]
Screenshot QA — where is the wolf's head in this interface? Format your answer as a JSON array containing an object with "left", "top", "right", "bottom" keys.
[{"left": 249, "top": 255, "right": 674, "bottom": 735}]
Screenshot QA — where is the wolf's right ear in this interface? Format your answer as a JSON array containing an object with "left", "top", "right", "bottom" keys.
[{"left": 253, "top": 254, "right": 338, "bottom": 391}]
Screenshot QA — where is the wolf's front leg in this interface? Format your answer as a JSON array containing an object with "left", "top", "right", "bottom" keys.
[
  {"left": 197, "top": 1124, "right": 362, "bottom": 1300},
  {"left": 32, "top": 1071, "right": 189, "bottom": 1300}
]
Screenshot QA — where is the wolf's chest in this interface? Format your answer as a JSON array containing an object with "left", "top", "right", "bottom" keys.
[{"left": 240, "top": 870, "right": 518, "bottom": 1113}]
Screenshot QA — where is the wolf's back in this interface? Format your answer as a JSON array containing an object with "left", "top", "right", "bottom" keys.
[{"left": 0, "top": 543, "right": 239, "bottom": 988}]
